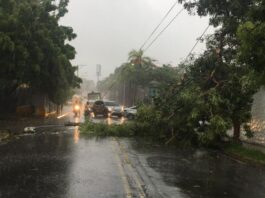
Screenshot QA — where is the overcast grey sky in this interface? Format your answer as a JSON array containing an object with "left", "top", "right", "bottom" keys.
[{"left": 61, "top": 0, "right": 213, "bottom": 81}]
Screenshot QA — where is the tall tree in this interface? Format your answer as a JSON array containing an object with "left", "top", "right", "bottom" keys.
[
  {"left": 128, "top": 49, "right": 153, "bottom": 67},
  {"left": 99, "top": 51, "right": 179, "bottom": 106},
  {"left": 0, "top": 0, "right": 81, "bottom": 108},
  {"left": 237, "top": 0, "right": 265, "bottom": 79},
  {"left": 173, "top": 0, "right": 260, "bottom": 140}
]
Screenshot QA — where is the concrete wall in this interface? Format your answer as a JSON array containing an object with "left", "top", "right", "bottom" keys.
[
  {"left": 251, "top": 88, "right": 265, "bottom": 132},
  {"left": 16, "top": 88, "right": 57, "bottom": 117}
]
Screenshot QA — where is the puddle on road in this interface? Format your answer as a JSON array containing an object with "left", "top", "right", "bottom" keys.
[
  {"left": 2, "top": 129, "right": 265, "bottom": 198},
  {"left": 126, "top": 139, "right": 265, "bottom": 198}
]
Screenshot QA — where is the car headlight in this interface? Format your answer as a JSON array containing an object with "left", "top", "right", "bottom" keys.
[
  {"left": 108, "top": 107, "right": 113, "bottom": 111},
  {"left": 74, "top": 105, "right": 80, "bottom": 111}
]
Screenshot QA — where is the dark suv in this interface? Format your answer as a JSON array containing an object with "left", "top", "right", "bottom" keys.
[{"left": 91, "top": 100, "right": 109, "bottom": 117}]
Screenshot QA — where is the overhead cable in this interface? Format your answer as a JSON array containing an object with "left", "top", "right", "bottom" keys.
[
  {"left": 144, "top": 8, "right": 185, "bottom": 52},
  {"left": 140, "top": 0, "right": 179, "bottom": 50},
  {"left": 184, "top": 25, "right": 210, "bottom": 62}
]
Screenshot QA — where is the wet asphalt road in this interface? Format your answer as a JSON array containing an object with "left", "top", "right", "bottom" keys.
[{"left": 0, "top": 118, "right": 265, "bottom": 197}]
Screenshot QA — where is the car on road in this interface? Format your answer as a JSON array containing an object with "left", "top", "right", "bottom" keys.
[
  {"left": 123, "top": 106, "right": 137, "bottom": 119},
  {"left": 104, "top": 100, "right": 124, "bottom": 118},
  {"left": 87, "top": 100, "right": 95, "bottom": 109},
  {"left": 91, "top": 100, "right": 109, "bottom": 117}
]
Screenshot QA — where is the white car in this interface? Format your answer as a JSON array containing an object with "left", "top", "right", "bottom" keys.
[
  {"left": 104, "top": 100, "right": 124, "bottom": 117},
  {"left": 124, "top": 106, "right": 137, "bottom": 119}
]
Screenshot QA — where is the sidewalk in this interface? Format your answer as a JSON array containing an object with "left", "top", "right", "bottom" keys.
[
  {"left": 226, "top": 130, "right": 265, "bottom": 154},
  {"left": 0, "top": 115, "right": 70, "bottom": 135},
  {"left": 0, "top": 104, "right": 83, "bottom": 135}
]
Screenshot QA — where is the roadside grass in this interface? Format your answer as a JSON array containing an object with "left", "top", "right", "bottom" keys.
[
  {"left": 224, "top": 143, "right": 265, "bottom": 166},
  {"left": 0, "top": 130, "right": 12, "bottom": 141}
]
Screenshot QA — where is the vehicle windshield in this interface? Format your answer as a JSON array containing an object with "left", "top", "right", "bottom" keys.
[
  {"left": 94, "top": 101, "right": 104, "bottom": 105},
  {"left": 87, "top": 92, "right": 101, "bottom": 100},
  {"left": 104, "top": 101, "right": 119, "bottom": 106}
]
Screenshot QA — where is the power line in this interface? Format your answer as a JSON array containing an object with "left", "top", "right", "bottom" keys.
[
  {"left": 143, "top": 8, "right": 185, "bottom": 52},
  {"left": 140, "top": 0, "right": 179, "bottom": 50},
  {"left": 163, "top": 25, "right": 212, "bottom": 105},
  {"left": 157, "top": 25, "right": 212, "bottom": 107},
  {"left": 184, "top": 25, "right": 210, "bottom": 62}
]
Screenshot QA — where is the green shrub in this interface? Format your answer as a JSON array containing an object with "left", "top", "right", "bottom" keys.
[
  {"left": 80, "top": 105, "right": 166, "bottom": 139},
  {"left": 135, "top": 105, "right": 167, "bottom": 139},
  {"left": 80, "top": 120, "right": 136, "bottom": 137}
]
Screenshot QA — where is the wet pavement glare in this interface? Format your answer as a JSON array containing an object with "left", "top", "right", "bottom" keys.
[{"left": 0, "top": 124, "right": 265, "bottom": 198}]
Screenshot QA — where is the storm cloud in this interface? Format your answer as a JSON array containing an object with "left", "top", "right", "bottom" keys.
[{"left": 61, "top": 0, "right": 212, "bottom": 81}]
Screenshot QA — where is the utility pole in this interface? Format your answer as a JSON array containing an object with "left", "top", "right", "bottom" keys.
[
  {"left": 123, "top": 80, "right": 126, "bottom": 106},
  {"left": 96, "top": 64, "right": 101, "bottom": 90},
  {"left": 76, "top": 65, "right": 87, "bottom": 97}
]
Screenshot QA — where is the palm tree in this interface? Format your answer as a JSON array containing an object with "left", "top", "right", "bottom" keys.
[
  {"left": 126, "top": 50, "right": 156, "bottom": 104},
  {"left": 128, "top": 49, "right": 154, "bottom": 67}
]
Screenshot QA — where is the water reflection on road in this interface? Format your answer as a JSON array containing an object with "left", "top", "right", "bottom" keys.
[
  {"left": 91, "top": 116, "right": 126, "bottom": 125},
  {"left": 0, "top": 128, "right": 126, "bottom": 197},
  {"left": 0, "top": 130, "right": 75, "bottom": 198},
  {"left": 0, "top": 126, "right": 265, "bottom": 197},
  {"left": 73, "top": 126, "right": 79, "bottom": 144}
]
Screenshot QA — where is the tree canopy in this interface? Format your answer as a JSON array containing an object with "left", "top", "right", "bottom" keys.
[
  {"left": 99, "top": 49, "right": 180, "bottom": 105},
  {"left": 237, "top": 0, "right": 265, "bottom": 77},
  {"left": 98, "top": 1, "right": 264, "bottom": 145},
  {"left": 152, "top": 0, "right": 264, "bottom": 143},
  {"left": 133, "top": 0, "right": 264, "bottom": 144},
  {"left": 0, "top": 0, "right": 81, "bottom": 105}
]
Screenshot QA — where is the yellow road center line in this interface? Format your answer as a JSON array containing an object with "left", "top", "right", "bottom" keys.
[
  {"left": 112, "top": 139, "right": 132, "bottom": 198},
  {"left": 120, "top": 144, "right": 146, "bottom": 198},
  {"left": 115, "top": 138, "right": 146, "bottom": 198}
]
